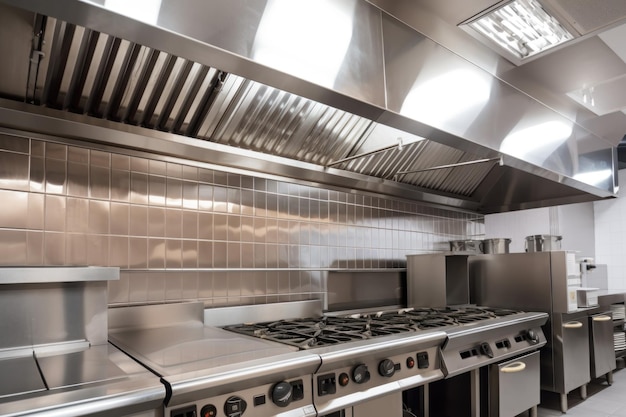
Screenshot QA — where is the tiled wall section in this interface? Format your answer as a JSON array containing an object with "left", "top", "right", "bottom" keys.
[{"left": 0, "top": 132, "right": 485, "bottom": 306}]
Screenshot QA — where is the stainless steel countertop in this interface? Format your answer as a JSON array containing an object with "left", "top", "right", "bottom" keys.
[
  {"left": 597, "top": 290, "right": 626, "bottom": 307},
  {"left": 0, "top": 344, "right": 165, "bottom": 417},
  {"left": 109, "top": 322, "right": 300, "bottom": 377}
]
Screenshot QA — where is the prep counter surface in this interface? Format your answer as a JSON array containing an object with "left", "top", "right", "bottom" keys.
[{"left": 0, "top": 343, "right": 165, "bottom": 417}]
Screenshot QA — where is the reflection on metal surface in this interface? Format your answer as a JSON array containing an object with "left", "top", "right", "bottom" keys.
[
  {"left": 500, "top": 120, "right": 572, "bottom": 162},
  {"left": 252, "top": 0, "right": 355, "bottom": 88},
  {"left": 401, "top": 69, "right": 492, "bottom": 127},
  {"left": 573, "top": 169, "right": 613, "bottom": 186},
  {"left": 104, "top": 0, "right": 162, "bottom": 25}
]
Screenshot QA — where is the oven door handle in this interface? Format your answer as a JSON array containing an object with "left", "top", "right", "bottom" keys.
[
  {"left": 563, "top": 321, "right": 583, "bottom": 329},
  {"left": 500, "top": 361, "right": 526, "bottom": 373},
  {"left": 593, "top": 315, "right": 612, "bottom": 322}
]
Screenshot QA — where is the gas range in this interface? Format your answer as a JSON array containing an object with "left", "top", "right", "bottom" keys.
[
  {"left": 221, "top": 305, "right": 547, "bottom": 415},
  {"left": 108, "top": 302, "right": 548, "bottom": 417}
]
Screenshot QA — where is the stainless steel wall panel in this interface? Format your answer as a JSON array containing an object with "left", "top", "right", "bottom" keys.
[
  {"left": 165, "top": 209, "right": 182, "bottom": 238},
  {"left": 147, "top": 206, "right": 165, "bottom": 237},
  {"left": 0, "top": 133, "right": 29, "bottom": 153},
  {"left": 0, "top": 229, "right": 28, "bottom": 264},
  {"left": 67, "top": 161, "right": 89, "bottom": 197},
  {"left": 66, "top": 197, "right": 88, "bottom": 232},
  {"left": 0, "top": 152, "right": 29, "bottom": 192},
  {"left": 130, "top": 172, "right": 149, "bottom": 205},
  {"left": 44, "top": 231, "right": 65, "bottom": 264},
  {"left": 181, "top": 271, "right": 198, "bottom": 300},
  {"left": 0, "top": 189, "right": 28, "bottom": 229},
  {"left": 27, "top": 231, "right": 44, "bottom": 265},
  {"left": 181, "top": 210, "right": 197, "bottom": 239},
  {"left": 109, "top": 236, "right": 128, "bottom": 268},
  {"left": 147, "top": 272, "right": 164, "bottom": 302},
  {"left": 148, "top": 175, "right": 165, "bottom": 205},
  {"left": 166, "top": 177, "right": 182, "bottom": 207},
  {"left": 0, "top": 132, "right": 484, "bottom": 306},
  {"left": 182, "top": 240, "right": 198, "bottom": 269},
  {"left": 110, "top": 202, "right": 129, "bottom": 235},
  {"left": 197, "top": 241, "right": 212, "bottom": 269},
  {"left": 165, "top": 273, "right": 182, "bottom": 301}
]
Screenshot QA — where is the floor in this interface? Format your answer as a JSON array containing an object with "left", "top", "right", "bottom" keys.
[{"left": 536, "top": 366, "right": 626, "bottom": 417}]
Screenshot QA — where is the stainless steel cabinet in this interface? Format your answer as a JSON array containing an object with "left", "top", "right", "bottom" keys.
[{"left": 589, "top": 312, "right": 616, "bottom": 381}]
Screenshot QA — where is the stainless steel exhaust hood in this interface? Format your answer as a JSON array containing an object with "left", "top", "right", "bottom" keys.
[{"left": 0, "top": 0, "right": 618, "bottom": 213}]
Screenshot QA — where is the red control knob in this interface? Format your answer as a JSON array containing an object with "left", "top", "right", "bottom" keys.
[
  {"left": 201, "top": 404, "right": 217, "bottom": 417},
  {"left": 406, "top": 357, "right": 415, "bottom": 369}
]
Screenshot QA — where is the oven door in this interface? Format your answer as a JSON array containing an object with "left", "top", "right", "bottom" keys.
[
  {"left": 320, "top": 392, "right": 403, "bottom": 417},
  {"left": 489, "top": 351, "right": 540, "bottom": 417}
]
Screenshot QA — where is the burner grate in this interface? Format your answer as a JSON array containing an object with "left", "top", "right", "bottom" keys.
[{"left": 222, "top": 306, "right": 524, "bottom": 349}]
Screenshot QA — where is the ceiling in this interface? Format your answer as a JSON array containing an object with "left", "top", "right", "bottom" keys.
[
  {"left": 381, "top": 2, "right": 626, "bottom": 200},
  {"left": 372, "top": 0, "right": 626, "bottom": 153},
  {"left": 0, "top": 0, "right": 622, "bottom": 213}
]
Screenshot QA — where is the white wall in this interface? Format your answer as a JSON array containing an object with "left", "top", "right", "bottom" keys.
[
  {"left": 594, "top": 169, "right": 626, "bottom": 289},
  {"left": 484, "top": 207, "right": 551, "bottom": 253},
  {"left": 484, "top": 203, "right": 595, "bottom": 255}
]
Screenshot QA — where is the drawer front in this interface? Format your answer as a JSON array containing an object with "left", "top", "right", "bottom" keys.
[{"left": 490, "top": 351, "right": 540, "bottom": 417}]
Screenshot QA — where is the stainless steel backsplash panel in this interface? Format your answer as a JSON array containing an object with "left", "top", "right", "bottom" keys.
[{"left": 0, "top": 130, "right": 485, "bottom": 307}]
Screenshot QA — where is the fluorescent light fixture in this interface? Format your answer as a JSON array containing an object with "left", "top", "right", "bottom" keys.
[{"left": 463, "top": 0, "right": 574, "bottom": 60}]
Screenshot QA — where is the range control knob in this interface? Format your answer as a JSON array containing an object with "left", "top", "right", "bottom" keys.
[
  {"left": 224, "top": 396, "right": 247, "bottom": 417},
  {"left": 271, "top": 381, "right": 293, "bottom": 407},
  {"left": 338, "top": 373, "right": 350, "bottom": 387},
  {"left": 352, "top": 364, "right": 370, "bottom": 384},
  {"left": 406, "top": 357, "right": 415, "bottom": 369},
  {"left": 378, "top": 359, "right": 395, "bottom": 377},
  {"left": 200, "top": 404, "right": 217, "bottom": 417},
  {"left": 526, "top": 330, "right": 540, "bottom": 345}
]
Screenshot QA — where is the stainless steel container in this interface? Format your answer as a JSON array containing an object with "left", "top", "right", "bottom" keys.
[
  {"left": 482, "top": 238, "right": 511, "bottom": 254},
  {"left": 525, "top": 235, "right": 562, "bottom": 252},
  {"left": 449, "top": 240, "right": 483, "bottom": 254}
]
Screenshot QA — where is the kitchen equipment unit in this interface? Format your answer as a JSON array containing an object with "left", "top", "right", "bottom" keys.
[
  {"left": 221, "top": 309, "right": 447, "bottom": 417},
  {"left": 525, "top": 235, "right": 562, "bottom": 252},
  {"left": 406, "top": 253, "right": 471, "bottom": 307},
  {"left": 227, "top": 305, "right": 547, "bottom": 417},
  {"left": 481, "top": 238, "right": 511, "bottom": 254},
  {"left": 109, "top": 302, "right": 322, "bottom": 417},
  {"left": 470, "top": 251, "right": 594, "bottom": 412},
  {"left": 0, "top": 267, "right": 165, "bottom": 417},
  {"left": 449, "top": 240, "right": 483, "bottom": 254},
  {"left": 577, "top": 288, "right": 600, "bottom": 308}
]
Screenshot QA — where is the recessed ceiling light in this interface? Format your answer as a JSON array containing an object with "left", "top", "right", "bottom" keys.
[{"left": 461, "top": 0, "right": 574, "bottom": 62}]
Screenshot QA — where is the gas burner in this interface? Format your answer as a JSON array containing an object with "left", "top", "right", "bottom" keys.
[{"left": 481, "top": 307, "right": 523, "bottom": 317}]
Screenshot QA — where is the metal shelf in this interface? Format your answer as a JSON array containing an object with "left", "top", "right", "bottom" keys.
[{"left": 0, "top": 267, "right": 119, "bottom": 284}]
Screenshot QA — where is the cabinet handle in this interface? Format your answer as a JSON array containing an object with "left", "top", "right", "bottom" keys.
[
  {"left": 563, "top": 321, "right": 583, "bottom": 329},
  {"left": 593, "top": 315, "right": 612, "bottom": 322},
  {"left": 501, "top": 361, "right": 526, "bottom": 373}
]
